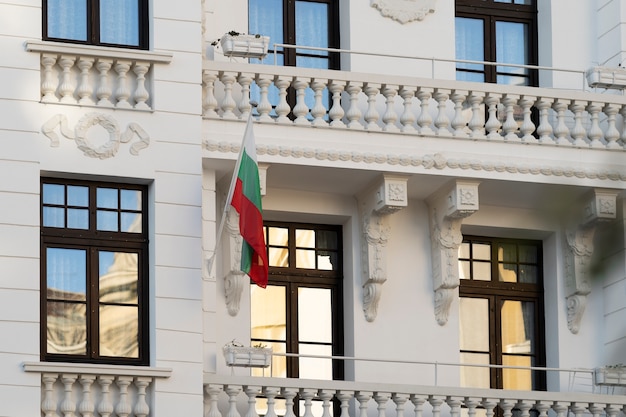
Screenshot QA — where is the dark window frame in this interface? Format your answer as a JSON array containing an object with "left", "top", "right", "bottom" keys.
[
  {"left": 40, "top": 178, "right": 149, "bottom": 366},
  {"left": 42, "top": 0, "right": 149, "bottom": 50}
]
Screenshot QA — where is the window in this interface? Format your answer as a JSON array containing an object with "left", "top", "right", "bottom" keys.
[
  {"left": 455, "top": 0, "right": 537, "bottom": 86},
  {"left": 41, "top": 178, "right": 148, "bottom": 365},
  {"left": 458, "top": 236, "right": 545, "bottom": 391},
  {"left": 251, "top": 222, "right": 343, "bottom": 380},
  {"left": 43, "top": 0, "right": 149, "bottom": 49}
]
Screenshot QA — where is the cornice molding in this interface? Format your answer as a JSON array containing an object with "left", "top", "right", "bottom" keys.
[{"left": 370, "top": 0, "right": 437, "bottom": 24}]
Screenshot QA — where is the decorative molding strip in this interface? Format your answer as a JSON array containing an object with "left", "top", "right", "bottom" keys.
[
  {"left": 204, "top": 140, "right": 626, "bottom": 182},
  {"left": 427, "top": 180, "right": 480, "bottom": 326},
  {"left": 371, "top": 0, "right": 437, "bottom": 23},
  {"left": 42, "top": 113, "right": 149, "bottom": 158}
]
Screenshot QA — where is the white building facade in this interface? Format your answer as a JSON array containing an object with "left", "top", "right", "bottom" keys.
[{"left": 2, "top": 0, "right": 626, "bottom": 416}]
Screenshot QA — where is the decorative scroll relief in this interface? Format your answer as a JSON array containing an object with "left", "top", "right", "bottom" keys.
[
  {"left": 427, "top": 180, "right": 480, "bottom": 326},
  {"left": 358, "top": 174, "right": 409, "bottom": 322},
  {"left": 42, "top": 113, "right": 149, "bottom": 158},
  {"left": 564, "top": 188, "right": 619, "bottom": 334},
  {"left": 371, "top": 0, "right": 436, "bottom": 24}
]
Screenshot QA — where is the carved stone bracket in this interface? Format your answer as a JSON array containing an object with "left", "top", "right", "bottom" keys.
[
  {"left": 370, "top": 0, "right": 437, "bottom": 24},
  {"left": 564, "top": 188, "right": 619, "bottom": 334},
  {"left": 358, "top": 174, "right": 409, "bottom": 322},
  {"left": 222, "top": 164, "right": 269, "bottom": 316},
  {"left": 427, "top": 180, "right": 480, "bottom": 326}
]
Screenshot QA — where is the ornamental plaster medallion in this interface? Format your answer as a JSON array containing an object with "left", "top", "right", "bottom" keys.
[
  {"left": 371, "top": 0, "right": 436, "bottom": 24},
  {"left": 42, "top": 113, "right": 150, "bottom": 158}
]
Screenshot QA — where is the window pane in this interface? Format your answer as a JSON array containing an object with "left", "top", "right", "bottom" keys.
[
  {"left": 269, "top": 248, "right": 288, "bottom": 267},
  {"left": 67, "top": 185, "right": 88, "bottom": 206},
  {"left": 519, "top": 264, "right": 538, "bottom": 284},
  {"left": 47, "top": 248, "right": 87, "bottom": 301},
  {"left": 459, "top": 260, "right": 470, "bottom": 279},
  {"left": 501, "top": 300, "right": 534, "bottom": 354},
  {"left": 496, "top": 21, "right": 529, "bottom": 74},
  {"left": 455, "top": 17, "right": 484, "bottom": 71},
  {"left": 473, "top": 261, "right": 491, "bottom": 281},
  {"left": 502, "top": 355, "right": 532, "bottom": 390},
  {"left": 497, "top": 243, "right": 516, "bottom": 262},
  {"left": 268, "top": 227, "right": 288, "bottom": 245},
  {"left": 296, "top": 249, "right": 315, "bottom": 269},
  {"left": 252, "top": 341, "right": 286, "bottom": 378},
  {"left": 97, "top": 187, "right": 118, "bottom": 209},
  {"left": 498, "top": 263, "right": 518, "bottom": 282},
  {"left": 519, "top": 244, "right": 538, "bottom": 263},
  {"left": 249, "top": 0, "right": 283, "bottom": 46},
  {"left": 43, "top": 183, "right": 65, "bottom": 205},
  {"left": 99, "top": 251, "right": 138, "bottom": 304},
  {"left": 298, "top": 288, "right": 332, "bottom": 343},
  {"left": 457, "top": 71, "right": 485, "bottom": 83},
  {"left": 47, "top": 301, "right": 87, "bottom": 354},
  {"left": 317, "top": 251, "right": 336, "bottom": 271},
  {"left": 459, "top": 242, "right": 470, "bottom": 258},
  {"left": 296, "top": 56, "right": 330, "bottom": 69},
  {"left": 296, "top": 1, "right": 329, "bottom": 54},
  {"left": 299, "top": 343, "right": 332, "bottom": 380},
  {"left": 97, "top": 210, "right": 118, "bottom": 231},
  {"left": 459, "top": 297, "right": 490, "bottom": 351},
  {"left": 121, "top": 212, "right": 142, "bottom": 233},
  {"left": 43, "top": 207, "right": 65, "bottom": 228},
  {"left": 47, "top": 0, "right": 87, "bottom": 41},
  {"left": 99, "top": 305, "right": 139, "bottom": 357},
  {"left": 497, "top": 74, "right": 530, "bottom": 86},
  {"left": 251, "top": 285, "right": 286, "bottom": 341},
  {"left": 460, "top": 352, "right": 490, "bottom": 388},
  {"left": 67, "top": 208, "right": 89, "bottom": 229},
  {"left": 317, "top": 230, "right": 338, "bottom": 249},
  {"left": 296, "top": 229, "right": 315, "bottom": 248},
  {"left": 473, "top": 243, "right": 491, "bottom": 260},
  {"left": 120, "top": 189, "right": 141, "bottom": 210},
  {"left": 100, "top": 0, "right": 140, "bottom": 46}
]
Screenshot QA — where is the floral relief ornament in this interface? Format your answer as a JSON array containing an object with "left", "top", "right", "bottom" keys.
[
  {"left": 371, "top": 0, "right": 437, "bottom": 24},
  {"left": 42, "top": 113, "right": 150, "bottom": 159}
]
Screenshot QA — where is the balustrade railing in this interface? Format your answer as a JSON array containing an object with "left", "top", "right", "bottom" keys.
[
  {"left": 203, "top": 61, "right": 626, "bottom": 151},
  {"left": 26, "top": 41, "right": 172, "bottom": 111}
]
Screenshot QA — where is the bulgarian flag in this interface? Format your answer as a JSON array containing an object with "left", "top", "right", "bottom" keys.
[{"left": 230, "top": 119, "right": 268, "bottom": 288}]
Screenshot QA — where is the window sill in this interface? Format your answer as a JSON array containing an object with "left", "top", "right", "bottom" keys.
[
  {"left": 22, "top": 361, "right": 172, "bottom": 378},
  {"left": 25, "top": 40, "right": 173, "bottom": 64}
]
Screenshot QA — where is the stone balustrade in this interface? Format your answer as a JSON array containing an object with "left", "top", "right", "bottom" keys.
[
  {"left": 23, "top": 362, "right": 171, "bottom": 417},
  {"left": 26, "top": 41, "right": 172, "bottom": 111},
  {"left": 204, "top": 374, "right": 626, "bottom": 417},
  {"left": 203, "top": 61, "right": 626, "bottom": 151}
]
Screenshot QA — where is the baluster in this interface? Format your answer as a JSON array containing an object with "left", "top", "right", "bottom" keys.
[
  {"left": 58, "top": 56, "right": 76, "bottom": 103},
  {"left": 264, "top": 387, "right": 279, "bottom": 417},
  {"left": 318, "top": 390, "right": 334, "bottom": 417},
  {"left": 399, "top": 85, "right": 417, "bottom": 133},
  {"left": 463, "top": 397, "right": 480, "bottom": 417},
  {"left": 364, "top": 82, "right": 381, "bottom": 131},
  {"left": 535, "top": 97, "right": 555, "bottom": 144},
  {"left": 481, "top": 399, "right": 498, "bottom": 417},
  {"left": 603, "top": 104, "right": 621, "bottom": 149},
  {"left": 501, "top": 95, "right": 520, "bottom": 142},
  {"left": 41, "top": 54, "right": 59, "bottom": 102},
  {"left": 97, "top": 376, "right": 114, "bottom": 417},
  {"left": 203, "top": 71, "right": 219, "bottom": 118},
  {"left": 382, "top": 84, "right": 399, "bottom": 132},
  {"left": 76, "top": 57, "right": 94, "bottom": 105},
  {"left": 429, "top": 396, "right": 445, "bottom": 417},
  {"left": 586, "top": 102, "right": 604, "bottom": 148},
  {"left": 569, "top": 101, "right": 588, "bottom": 147},
  {"left": 42, "top": 374, "right": 59, "bottom": 417},
  {"left": 447, "top": 397, "right": 462, "bottom": 417},
  {"left": 95, "top": 59, "right": 114, "bottom": 107},
  {"left": 588, "top": 403, "right": 605, "bottom": 417},
  {"left": 450, "top": 90, "right": 468, "bottom": 138},
  {"left": 134, "top": 377, "right": 151, "bottom": 417},
  {"left": 329, "top": 81, "right": 346, "bottom": 128},
  {"left": 433, "top": 89, "right": 451, "bottom": 136},
  {"left": 225, "top": 385, "right": 243, "bottom": 417},
  {"left": 205, "top": 385, "right": 224, "bottom": 417},
  {"left": 60, "top": 374, "right": 77, "bottom": 417},
  {"left": 113, "top": 60, "right": 132, "bottom": 108},
  {"left": 256, "top": 74, "right": 273, "bottom": 122},
  {"left": 293, "top": 77, "right": 310, "bottom": 125},
  {"left": 499, "top": 399, "right": 516, "bottom": 417},
  {"left": 238, "top": 73, "right": 254, "bottom": 120},
  {"left": 115, "top": 376, "right": 133, "bottom": 417},
  {"left": 552, "top": 401, "right": 568, "bottom": 417},
  {"left": 300, "top": 389, "right": 316, "bottom": 417},
  {"left": 310, "top": 78, "right": 328, "bottom": 126},
  {"left": 337, "top": 390, "right": 354, "bottom": 417},
  {"left": 275, "top": 76, "right": 292, "bottom": 124},
  {"left": 516, "top": 400, "right": 533, "bottom": 417},
  {"left": 346, "top": 81, "right": 363, "bottom": 129},
  {"left": 133, "top": 61, "right": 150, "bottom": 110},
  {"left": 393, "top": 393, "right": 408, "bottom": 417},
  {"left": 410, "top": 395, "right": 426, "bottom": 417},
  {"left": 534, "top": 401, "right": 551, "bottom": 417},
  {"left": 552, "top": 99, "right": 571, "bottom": 146},
  {"left": 374, "top": 392, "right": 390, "bottom": 417},
  {"left": 620, "top": 105, "right": 626, "bottom": 147},
  {"left": 570, "top": 402, "right": 588, "bottom": 417},
  {"left": 417, "top": 88, "right": 434, "bottom": 135},
  {"left": 78, "top": 375, "right": 96, "bottom": 417},
  {"left": 356, "top": 391, "right": 373, "bottom": 417},
  {"left": 484, "top": 94, "right": 501, "bottom": 140},
  {"left": 281, "top": 387, "right": 298, "bottom": 417},
  {"left": 519, "top": 95, "right": 537, "bottom": 143},
  {"left": 220, "top": 72, "right": 238, "bottom": 119},
  {"left": 606, "top": 404, "right": 622, "bottom": 417},
  {"left": 468, "top": 92, "right": 486, "bottom": 139},
  {"left": 244, "top": 386, "right": 261, "bottom": 417}
]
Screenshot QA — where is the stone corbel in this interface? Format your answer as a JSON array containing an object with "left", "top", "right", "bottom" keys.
[
  {"left": 371, "top": 0, "right": 437, "bottom": 24},
  {"left": 358, "top": 174, "right": 410, "bottom": 322},
  {"left": 223, "top": 163, "right": 269, "bottom": 316},
  {"left": 564, "top": 189, "right": 619, "bottom": 333},
  {"left": 427, "top": 180, "right": 480, "bottom": 326}
]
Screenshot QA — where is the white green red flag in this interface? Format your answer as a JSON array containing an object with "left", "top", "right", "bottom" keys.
[{"left": 230, "top": 120, "right": 268, "bottom": 288}]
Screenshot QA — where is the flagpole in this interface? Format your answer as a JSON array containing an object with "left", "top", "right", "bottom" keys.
[{"left": 206, "top": 104, "right": 256, "bottom": 276}]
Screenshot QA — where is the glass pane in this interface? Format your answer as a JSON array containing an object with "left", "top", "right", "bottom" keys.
[
  {"left": 100, "top": 0, "right": 140, "bottom": 46},
  {"left": 252, "top": 341, "right": 286, "bottom": 378},
  {"left": 67, "top": 208, "right": 89, "bottom": 229},
  {"left": 296, "top": 249, "right": 315, "bottom": 269},
  {"left": 519, "top": 244, "right": 538, "bottom": 263},
  {"left": 296, "top": 229, "right": 315, "bottom": 248},
  {"left": 296, "top": 1, "right": 329, "bottom": 53},
  {"left": 459, "top": 297, "right": 490, "bottom": 351},
  {"left": 67, "top": 185, "right": 88, "bottom": 206},
  {"left": 43, "top": 183, "right": 65, "bottom": 205},
  {"left": 496, "top": 21, "right": 529, "bottom": 74},
  {"left": 497, "top": 243, "right": 516, "bottom": 262},
  {"left": 317, "top": 251, "right": 336, "bottom": 271},
  {"left": 458, "top": 242, "right": 470, "bottom": 258},
  {"left": 268, "top": 227, "right": 288, "bottom": 245},
  {"left": 459, "top": 260, "right": 470, "bottom": 279},
  {"left": 99, "top": 305, "right": 139, "bottom": 357},
  {"left": 502, "top": 355, "right": 532, "bottom": 390},
  {"left": 97, "top": 210, "right": 118, "bottom": 231},
  {"left": 498, "top": 263, "right": 518, "bottom": 282},
  {"left": 298, "top": 288, "right": 332, "bottom": 343},
  {"left": 296, "top": 56, "right": 330, "bottom": 69},
  {"left": 251, "top": 285, "right": 286, "bottom": 341},
  {"left": 99, "top": 251, "right": 138, "bottom": 304},
  {"left": 473, "top": 243, "right": 491, "bottom": 260},
  {"left": 496, "top": 74, "right": 530, "bottom": 86},
  {"left": 473, "top": 261, "right": 491, "bottom": 281},
  {"left": 120, "top": 189, "right": 141, "bottom": 210},
  {"left": 455, "top": 17, "right": 484, "bottom": 71},
  {"left": 121, "top": 212, "right": 142, "bottom": 233},
  {"left": 460, "top": 352, "right": 490, "bottom": 388},
  {"left": 456, "top": 71, "right": 485, "bottom": 83},
  {"left": 43, "top": 207, "right": 65, "bottom": 228},
  {"left": 47, "top": 0, "right": 87, "bottom": 41},
  {"left": 269, "top": 247, "right": 288, "bottom": 267},
  {"left": 47, "top": 301, "right": 87, "bottom": 354},
  {"left": 317, "top": 231, "right": 337, "bottom": 249},
  {"left": 46, "top": 247, "right": 87, "bottom": 300},
  {"left": 519, "top": 264, "right": 538, "bottom": 284},
  {"left": 501, "top": 300, "right": 534, "bottom": 354},
  {"left": 249, "top": 0, "right": 283, "bottom": 46},
  {"left": 299, "top": 343, "right": 332, "bottom": 380},
  {"left": 97, "top": 187, "right": 118, "bottom": 209}
]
